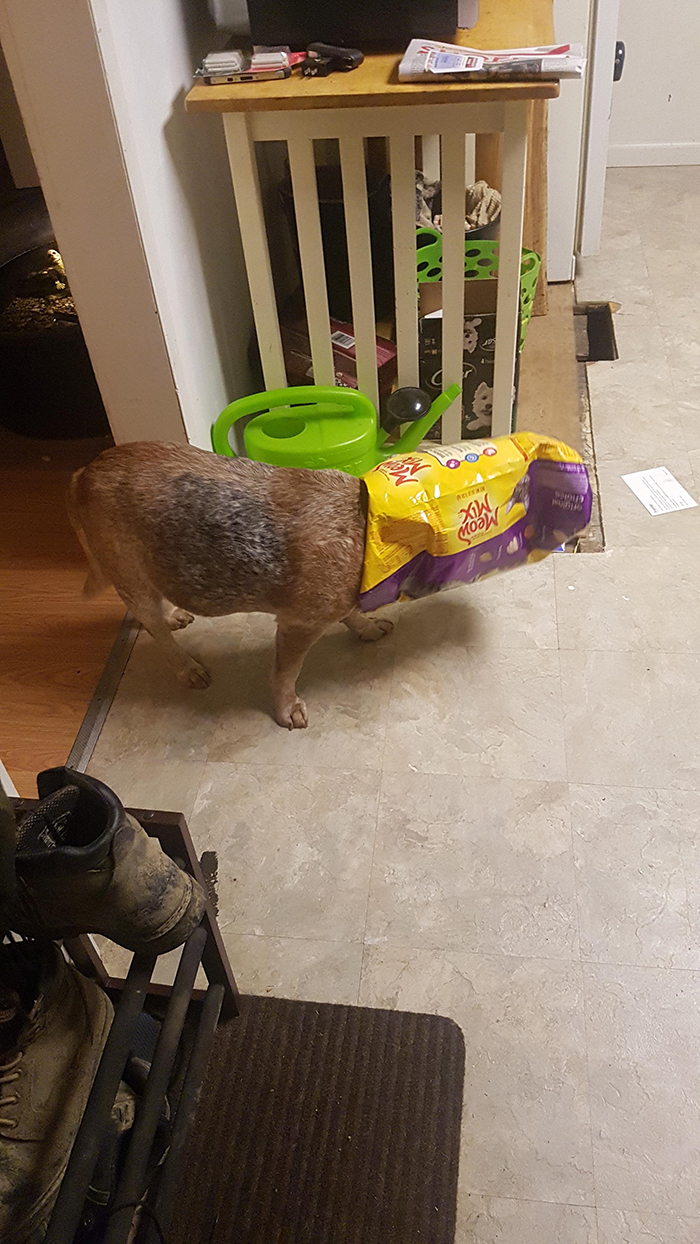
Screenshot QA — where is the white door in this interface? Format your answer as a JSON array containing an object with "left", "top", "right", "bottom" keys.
[
  {"left": 547, "top": 0, "right": 620, "bottom": 276},
  {"left": 577, "top": 0, "right": 621, "bottom": 255}
]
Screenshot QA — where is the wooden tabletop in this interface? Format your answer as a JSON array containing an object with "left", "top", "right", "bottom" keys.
[{"left": 185, "top": 0, "right": 559, "bottom": 113}]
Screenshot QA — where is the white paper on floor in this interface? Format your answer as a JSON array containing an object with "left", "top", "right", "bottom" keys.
[{"left": 621, "top": 466, "right": 698, "bottom": 516}]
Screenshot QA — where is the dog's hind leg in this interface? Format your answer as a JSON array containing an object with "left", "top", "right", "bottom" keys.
[
  {"left": 67, "top": 469, "right": 110, "bottom": 598},
  {"left": 272, "top": 620, "right": 325, "bottom": 729},
  {"left": 116, "top": 578, "right": 211, "bottom": 690}
]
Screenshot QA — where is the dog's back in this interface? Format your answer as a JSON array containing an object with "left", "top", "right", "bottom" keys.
[{"left": 69, "top": 442, "right": 367, "bottom": 624}]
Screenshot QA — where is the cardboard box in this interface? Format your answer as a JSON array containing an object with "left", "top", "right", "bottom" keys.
[
  {"left": 418, "top": 279, "right": 519, "bottom": 440},
  {"left": 280, "top": 313, "right": 397, "bottom": 402}
]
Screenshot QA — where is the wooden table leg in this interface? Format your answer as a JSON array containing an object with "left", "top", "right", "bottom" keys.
[{"left": 525, "top": 101, "right": 549, "bottom": 316}]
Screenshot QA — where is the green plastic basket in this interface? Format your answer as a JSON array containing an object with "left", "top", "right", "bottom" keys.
[{"left": 416, "top": 227, "right": 541, "bottom": 353}]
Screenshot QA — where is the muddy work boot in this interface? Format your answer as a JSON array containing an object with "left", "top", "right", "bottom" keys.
[
  {"left": 0, "top": 939, "right": 113, "bottom": 1244},
  {"left": 10, "top": 768, "right": 206, "bottom": 955}
]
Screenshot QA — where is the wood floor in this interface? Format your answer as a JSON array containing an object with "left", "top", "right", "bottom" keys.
[
  {"left": 0, "top": 427, "right": 124, "bottom": 796},
  {"left": 517, "top": 282, "right": 582, "bottom": 450}
]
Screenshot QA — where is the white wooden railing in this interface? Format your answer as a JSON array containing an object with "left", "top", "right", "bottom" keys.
[{"left": 223, "top": 100, "right": 528, "bottom": 441}]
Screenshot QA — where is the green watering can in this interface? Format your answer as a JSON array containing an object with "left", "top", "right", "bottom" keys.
[{"left": 211, "top": 383, "right": 462, "bottom": 477}]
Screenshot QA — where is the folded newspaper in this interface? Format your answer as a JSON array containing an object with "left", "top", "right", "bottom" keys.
[{"left": 399, "top": 40, "right": 585, "bottom": 81}]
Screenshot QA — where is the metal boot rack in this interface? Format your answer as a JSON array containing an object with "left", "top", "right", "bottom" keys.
[{"left": 10, "top": 801, "right": 239, "bottom": 1244}]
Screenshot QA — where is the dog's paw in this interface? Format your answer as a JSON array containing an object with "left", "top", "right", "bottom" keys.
[
  {"left": 168, "top": 609, "right": 195, "bottom": 631},
  {"left": 276, "top": 697, "right": 309, "bottom": 730},
  {"left": 177, "top": 661, "right": 211, "bottom": 690},
  {"left": 357, "top": 617, "right": 394, "bottom": 642}
]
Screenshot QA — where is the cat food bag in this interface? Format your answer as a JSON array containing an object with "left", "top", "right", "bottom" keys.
[{"left": 359, "top": 433, "right": 592, "bottom": 612}]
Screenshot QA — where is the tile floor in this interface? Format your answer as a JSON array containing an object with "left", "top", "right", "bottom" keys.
[{"left": 89, "top": 168, "right": 700, "bottom": 1242}]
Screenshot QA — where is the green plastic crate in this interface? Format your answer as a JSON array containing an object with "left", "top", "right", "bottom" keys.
[{"left": 416, "top": 227, "right": 541, "bottom": 353}]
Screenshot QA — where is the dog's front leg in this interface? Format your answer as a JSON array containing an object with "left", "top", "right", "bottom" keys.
[
  {"left": 272, "top": 620, "right": 325, "bottom": 729},
  {"left": 343, "top": 607, "right": 394, "bottom": 642}
]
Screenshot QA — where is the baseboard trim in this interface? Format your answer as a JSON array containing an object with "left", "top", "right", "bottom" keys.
[{"left": 608, "top": 142, "right": 700, "bottom": 167}]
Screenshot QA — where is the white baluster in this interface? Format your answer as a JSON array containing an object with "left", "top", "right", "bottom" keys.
[
  {"left": 338, "top": 130, "right": 379, "bottom": 411},
  {"left": 287, "top": 135, "right": 335, "bottom": 387},
  {"left": 389, "top": 130, "right": 419, "bottom": 390},
  {"left": 223, "top": 114, "right": 286, "bottom": 390},
  {"left": 492, "top": 101, "right": 528, "bottom": 437},
  {"left": 439, "top": 128, "right": 467, "bottom": 443}
]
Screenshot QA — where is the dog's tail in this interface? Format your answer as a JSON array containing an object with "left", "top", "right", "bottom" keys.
[{"left": 67, "top": 468, "right": 110, "bottom": 599}]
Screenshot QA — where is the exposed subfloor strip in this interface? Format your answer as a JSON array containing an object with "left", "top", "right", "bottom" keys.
[{"left": 65, "top": 612, "right": 140, "bottom": 772}]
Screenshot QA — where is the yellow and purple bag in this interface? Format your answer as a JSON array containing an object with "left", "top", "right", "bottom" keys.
[{"left": 359, "top": 433, "right": 591, "bottom": 612}]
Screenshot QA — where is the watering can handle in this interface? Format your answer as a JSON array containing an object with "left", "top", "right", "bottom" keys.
[{"left": 211, "top": 386, "right": 367, "bottom": 457}]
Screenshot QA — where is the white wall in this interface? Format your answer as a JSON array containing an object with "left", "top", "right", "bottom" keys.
[
  {"left": 608, "top": 0, "right": 700, "bottom": 166},
  {"left": 92, "top": 0, "right": 254, "bottom": 448}
]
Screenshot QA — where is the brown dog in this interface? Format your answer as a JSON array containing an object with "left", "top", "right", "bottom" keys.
[{"left": 67, "top": 443, "right": 392, "bottom": 728}]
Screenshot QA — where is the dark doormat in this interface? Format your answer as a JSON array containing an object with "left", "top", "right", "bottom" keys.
[{"left": 170, "top": 994, "right": 465, "bottom": 1244}]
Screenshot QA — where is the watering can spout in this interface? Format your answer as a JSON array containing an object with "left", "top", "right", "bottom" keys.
[{"left": 390, "top": 383, "right": 462, "bottom": 456}]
